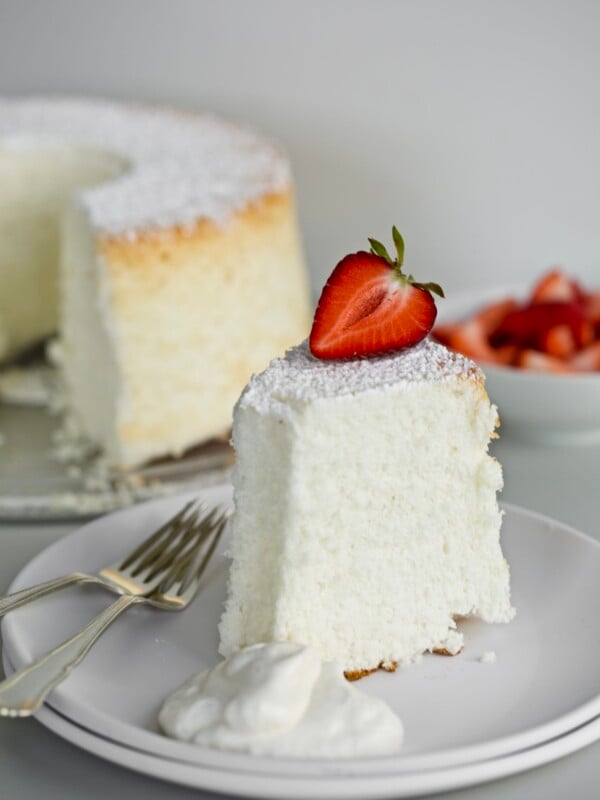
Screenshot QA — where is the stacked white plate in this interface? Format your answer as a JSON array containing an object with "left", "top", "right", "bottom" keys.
[{"left": 2, "top": 486, "right": 600, "bottom": 799}]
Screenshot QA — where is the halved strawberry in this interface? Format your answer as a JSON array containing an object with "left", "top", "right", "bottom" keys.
[
  {"left": 309, "top": 228, "right": 444, "bottom": 360},
  {"left": 517, "top": 349, "right": 576, "bottom": 373},
  {"left": 530, "top": 269, "right": 584, "bottom": 305}
]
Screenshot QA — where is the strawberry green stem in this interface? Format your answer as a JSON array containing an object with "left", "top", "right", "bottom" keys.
[{"left": 368, "top": 227, "right": 445, "bottom": 299}]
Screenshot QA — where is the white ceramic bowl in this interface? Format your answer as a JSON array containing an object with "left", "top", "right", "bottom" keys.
[{"left": 437, "top": 286, "right": 600, "bottom": 444}]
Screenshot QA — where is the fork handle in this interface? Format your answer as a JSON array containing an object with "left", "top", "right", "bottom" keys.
[
  {"left": 0, "top": 573, "right": 103, "bottom": 619},
  {"left": 0, "top": 593, "right": 141, "bottom": 717}
]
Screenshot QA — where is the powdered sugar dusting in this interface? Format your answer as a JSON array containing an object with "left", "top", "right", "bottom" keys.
[
  {"left": 240, "top": 339, "right": 481, "bottom": 414},
  {"left": 0, "top": 97, "right": 289, "bottom": 235}
]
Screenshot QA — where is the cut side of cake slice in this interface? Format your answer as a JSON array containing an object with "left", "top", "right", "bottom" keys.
[
  {"left": 218, "top": 338, "right": 515, "bottom": 677},
  {"left": 59, "top": 190, "right": 309, "bottom": 467}
]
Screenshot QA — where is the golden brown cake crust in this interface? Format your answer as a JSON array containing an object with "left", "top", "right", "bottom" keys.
[
  {"left": 344, "top": 661, "right": 399, "bottom": 681},
  {"left": 344, "top": 645, "right": 467, "bottom": 679},
  {"left": 97, "top": 190, "right": 294, "bottom": 261}
]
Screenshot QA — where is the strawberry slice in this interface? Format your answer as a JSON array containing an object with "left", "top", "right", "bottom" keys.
[
  {"left": 585, "top": 292, "right": 600, "bottom": 338},
  {"left": 492, "top": 301, "right": 592, "bottom": 349},
  {"left": 530, "top": 269, "right": 584, "bottom": 305},
  {"left": 446, "top": 322, "right": 517, "bottom": 366},
  {"left": 494, "top": 344, "right": 520, "bottom": 366},
  {"left": 539, "top": 324, "right": 577, "bottom": 359},
  {"left": 570, "top": 342, "right": 600, "bottom": 371},
  {"left": 447, "top": 320, "right": 498, "bottom": 364},
  {"left": 473, "top": 298, "right": 519, "bottom": 337},
  {"left": 584, "top": 292, "right": 600, "bottom": 333},
  {"left": 436, "top": 299, "right": 519, "bottom": 365},
  {"left": 517, "top": 349, "right": 576, "bottom": 373},
  {"left": 309, "top": 228, "right": 444, "bottom": 360},
  {"left": 431, "top": 323, "right": 457, "bottom": 347}
]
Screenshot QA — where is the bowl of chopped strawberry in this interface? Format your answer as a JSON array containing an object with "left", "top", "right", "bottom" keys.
[{"left": 433, "top": 270, "right": 600, "bottom": 443}]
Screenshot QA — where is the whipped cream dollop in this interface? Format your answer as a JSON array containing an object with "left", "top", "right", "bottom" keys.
[{"left": 159, "top": 642, "right": 403, "bottom": 758}]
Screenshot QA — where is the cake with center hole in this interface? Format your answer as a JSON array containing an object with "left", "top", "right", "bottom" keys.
[
  {"left": 0, "top": 97, "right": 311, "bottom": 467},
  {"left": 218, "top": 338, "right": 514, "bottom": 678}
]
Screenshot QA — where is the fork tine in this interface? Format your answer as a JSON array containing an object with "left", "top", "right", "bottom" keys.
[
  {"left": 186, "top": 512, "right": 229, "bottom": 590},
  {"left": 127, "top": 503, "right": 205, "bottom": 575},
  {"left": 118, "top": 500, "right": 206, "bottom": 577},
  {"left": 180, "top": 514, "right": 230, "bottom": 597},
  {"left": 156, "top": 508, "right": 223, "bottom": 588},
  {"left": 116, "top": 500, "right": 198, "bottom": 571},
  {"left": 100, "top": 498, "right": 229, "bottom": 599},
  {"left": 141, "top": 510, "right": 215, "bottom": 582},
  {"left": 159, "top": 509, "right": 230, "bottom": 599}
]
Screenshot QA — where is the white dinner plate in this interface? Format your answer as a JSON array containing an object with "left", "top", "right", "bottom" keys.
[
  {"left": 1, "top": 683, "right": 595, "bottom": 800},
  {"left": 2, "top": 488, "right": 600, "bottom": 793}
]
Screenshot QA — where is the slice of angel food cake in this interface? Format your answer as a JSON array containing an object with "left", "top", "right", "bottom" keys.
[{"left": 219, "top": 228, "right": 515, "bottom": 679}]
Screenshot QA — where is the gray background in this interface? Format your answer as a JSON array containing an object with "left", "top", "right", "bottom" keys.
[{"left": 1, "top": 0, "right": 600, "bottom": 292}]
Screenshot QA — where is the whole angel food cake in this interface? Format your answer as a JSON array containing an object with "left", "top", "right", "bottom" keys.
[
  {"left": 219, "top": 229, "right": 514, "bottom": 677},
  {"left": 0, "top": 97, "right": 310, "bottom": 467}
]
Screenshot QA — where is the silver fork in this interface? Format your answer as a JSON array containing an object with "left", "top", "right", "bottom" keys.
[
  {"left": 0, "top": 500, "right": 210, "bottom": 618},
  {"left": 0, "top": 501, "right": 230, "bottom": 718}
]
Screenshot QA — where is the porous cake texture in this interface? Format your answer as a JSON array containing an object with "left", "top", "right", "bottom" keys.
[
  {"left": 0, "top": 98, "right": 311, "bottom": 466},
  {"left": 219, "top": 339, "right": 515, "bottom": 676}
]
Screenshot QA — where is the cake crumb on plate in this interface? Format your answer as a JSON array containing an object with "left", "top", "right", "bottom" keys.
[{"left": 480, "top": 650, "right": 497, "bottom": 664}]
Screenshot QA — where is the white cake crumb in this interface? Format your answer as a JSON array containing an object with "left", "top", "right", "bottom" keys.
[
  {"left": 46, "top": 338, "right": 64, "bottom": 367},
  {"left": 480, "top": 650, "right": 497, "bottom": 664},
  {"left": 46, "top": 411, "right": 174, "bottom": 512},
  {"left": 0, "top": 365, "right": 58, "bottom": 407},
  {"left": 438, "top": 628, "right": 464, "bottom": 655},
  {"left": 50, "top": 413, "right": 99, "bottom": 464}
]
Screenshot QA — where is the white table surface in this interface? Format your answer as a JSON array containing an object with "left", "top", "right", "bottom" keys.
[{"left": 1, "top": 433, "right": 599, "bottom": 800}]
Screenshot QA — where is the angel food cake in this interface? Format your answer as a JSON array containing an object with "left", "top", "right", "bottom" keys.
[
  {"left": 0, "top": 97, "right": 310, "bottom": 467},
  {"left": 219, "top": 229, "right": 514, "bottom": 677}
]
